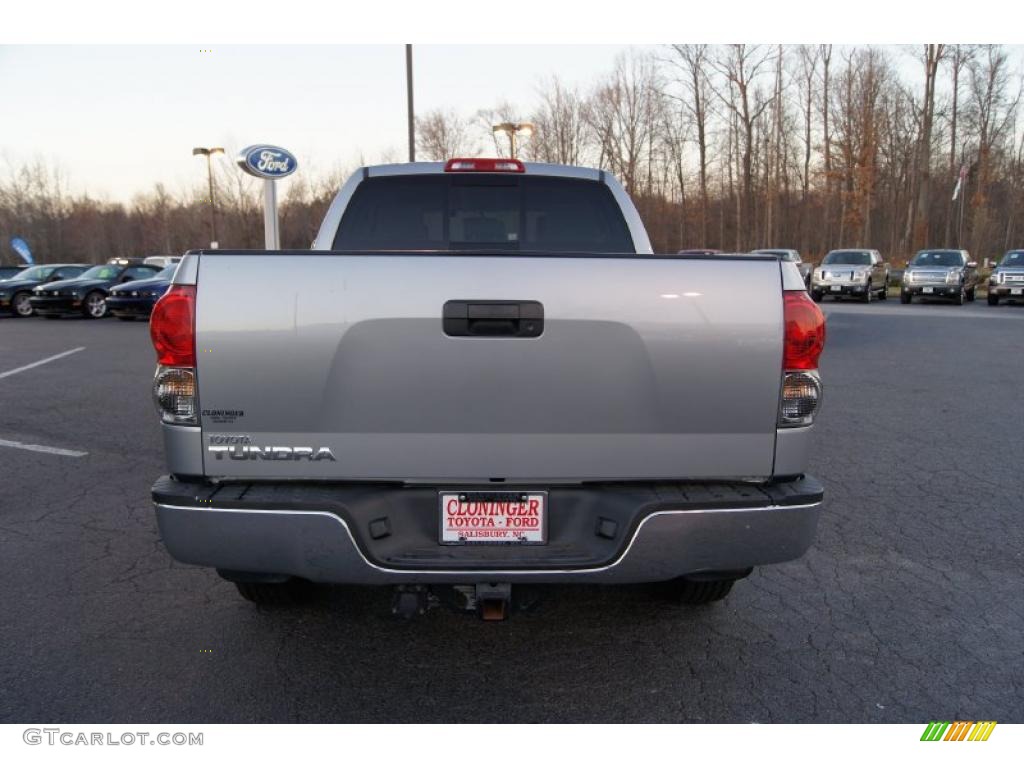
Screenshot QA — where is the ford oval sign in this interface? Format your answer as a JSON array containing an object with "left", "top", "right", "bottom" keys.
[{"left": 236, "top": 145, "right": 298, "bottom": 179}]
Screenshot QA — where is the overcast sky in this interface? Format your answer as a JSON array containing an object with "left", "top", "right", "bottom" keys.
[
  {"left": 1, "top": 44, "right": 1019, "bottom": 202},
  {"left": 0, "top": 45, "right": 635, "bottom": 200}
]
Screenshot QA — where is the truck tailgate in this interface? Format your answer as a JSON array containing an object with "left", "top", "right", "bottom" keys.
[{"left": 194, "top": 254, "right": 783, "bottom": 482}]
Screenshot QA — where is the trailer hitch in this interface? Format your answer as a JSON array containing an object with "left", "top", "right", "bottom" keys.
[
  {"left": 474, "top": 582, "right": 512, "bottom": 621},
  {"left": 392, "top": 583, "right": 533, "bottom": 621}
]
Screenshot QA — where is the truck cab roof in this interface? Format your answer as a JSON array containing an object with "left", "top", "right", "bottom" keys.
[{"left": 313, "top": 160, "right": 653, "bottom": 255}]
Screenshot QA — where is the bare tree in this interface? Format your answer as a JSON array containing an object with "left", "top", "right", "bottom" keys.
[
  {"left": 795, "top": 45, "right": 821, "bottom": 252},
  {"left": 586, "top": 52, "right": 663, "bottom": 197},
  {"left": 943, "top": 45, "right": 974, "bottom": 246},
  {"left": 473, "top": 101, "right": 524, "bottom": 157},
  {"left": 659, "top": 98, "right": 693, "bottom": 247},
  {"left": 965, "top": 45, "right": 1021, "bottom": 256},
  {"left": 527, "top": 78, "right": 591, "bottom": 165},
  {"left": 666, "top": 44, "right": 712, "bottom": 245},
  {"left": 416, "top": 109, "right": 475, "bottom": 161},
  {"left": 820, "top": 44, "right": 835, "bottom": 250},
  {"left": 905, "top": 44, "right": 945, "bottom": 254},
  {"left": 709, "top": 44, "right": 774, "bottom": 249},
  {"left": 763, "top": 45, "right": 786, "bottom": 246},
  {"left": 832, "top": 48, "right": 890, "bottom": 246}
]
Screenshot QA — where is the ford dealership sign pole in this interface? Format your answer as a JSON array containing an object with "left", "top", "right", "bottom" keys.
[{"left": 236, "top": 145, "right": 298, "bottom": 249}]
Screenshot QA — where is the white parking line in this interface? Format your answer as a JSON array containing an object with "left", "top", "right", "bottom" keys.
[
  {"left": 0, "top": 438, "right": 88, "bottom": 458},
  {"left": 0, "top": 347, "right": 86, "bottom": 380}
]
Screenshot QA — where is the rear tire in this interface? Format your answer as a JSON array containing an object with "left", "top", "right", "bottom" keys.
[
  {"left": 954, "top": 286, "right": 965, "bottom": 306},
  {"left": 878, "top": 283, "right": 888, "bottom": 300},
  {"left": 810, "top": 289, "right": 822, "bottom": 303},
  {"left": 988, "top": 293, "right": 999, "bottom": 306},
  {"left": 863, "top": 283, "right": 873, "bottom": 303},
  {"left": 231, "top": 577, "right": 315, "bottom": 605},
  {"left": 661, "top": 575, "right": 741, "bottom": 605}
]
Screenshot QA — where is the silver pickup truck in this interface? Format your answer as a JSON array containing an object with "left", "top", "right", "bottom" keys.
[
  {"left": 901, "top": 249, "right": 980, "bottom": 304},
  {"left": 987, "top": 249, "right": 1024, "bottom": 305},
  {"left": 149, "top": 159, "right": 826, "bottom": 618},
  {"left": 810, "top": 249, "right": 889, "bottom": 302}
]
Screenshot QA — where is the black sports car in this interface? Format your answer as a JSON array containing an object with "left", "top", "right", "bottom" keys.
[
  {"left": 29, "top": 262, "right": 160, "bottom": 319},
  {"left": 0, "top": 265, "right": 31, "bottom": 280},
  {"left": 106, "top": 265, "right": 177, "bottom": 320},
  {"left": 0, "top": 264, "right": 90, "bottom": 317}
]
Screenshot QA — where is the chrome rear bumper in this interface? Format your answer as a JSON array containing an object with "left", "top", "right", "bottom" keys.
[{"left": 153, "top": 477, "right": 823, "bottom": 584}]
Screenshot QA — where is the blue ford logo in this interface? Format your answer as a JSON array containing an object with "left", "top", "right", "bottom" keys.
[{"left": 236, "top": 145, "right": 298, "bottom": 179}]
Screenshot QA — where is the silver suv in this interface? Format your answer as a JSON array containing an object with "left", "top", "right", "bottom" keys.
[{"left": 810, "top": 249, "right": 889, "bottom": 302}]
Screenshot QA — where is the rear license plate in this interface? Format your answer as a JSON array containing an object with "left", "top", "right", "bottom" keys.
[
  {"left": 440, "top": 492, "right": 547, "bottom": 544},
  {"left": 830, "top": 285, "right": 841, "bottom": 292},
  {"left": 1012, "top": 288, "right": 1023, "bottom": 296},
  {"left": 922, "top": 286, "right": 934, "bottom": 294}
]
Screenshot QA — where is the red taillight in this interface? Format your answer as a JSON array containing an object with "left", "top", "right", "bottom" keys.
[
  {"left": 444, "top": 158, "right": 525, "bottom": 173},
  {"left": 150, "top": 285, "right": 196, "bottom": 366},
  {"left": 783, "top": 290, "right": 826, "bottom": 370}
]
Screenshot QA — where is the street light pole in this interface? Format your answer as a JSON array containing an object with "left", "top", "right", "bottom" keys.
[
  {"left": 193, "top": 147, "right": 224, "bottom": 248},
  {"left": 406, "top": 44, "right": 415, "bottom": 162}
]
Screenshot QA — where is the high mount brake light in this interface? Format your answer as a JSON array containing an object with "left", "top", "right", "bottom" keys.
[
  {"left": 150, "top": 285, "right": 196, "bottom": 366},
  {"left": 783, "top": 290, "right": 826, "bottom": 370},
  {"left": 444, "top": 158, "right": 525, "bottom": 173}
]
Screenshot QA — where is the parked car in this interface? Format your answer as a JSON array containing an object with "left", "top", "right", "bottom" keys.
[
  {"left": 106, "top": 265, "right": 177, "bottom": 320},
  {"left": 0, "top": 265, "right": 31, "bottom": 280},
  {"left": 149, "top": 158, "right": 826, "bottom": 616},
  {"left": 753, "top": 249, "right": 812, "bottom": 286},
  {"left": 810, "top": 249, "right": 889, "bottom": 302},
  {"left": 987, "top": 249, "right": 1024, "bottom": 305},
  {"left": 0, "top": 264, "right": 89, "bottom": 317},
  {"left": 900, "top": 249, "right": 979, "bottom": 305},
  {"left": 143, "top": 255, "right": 183, "bottom": 268},
  {"left": 29, "top": 262, "right": 160, "bottom": 319}
]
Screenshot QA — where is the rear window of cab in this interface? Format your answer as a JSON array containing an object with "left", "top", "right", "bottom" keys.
[{"left": 333, "top": 175, "right": 635, "bottom": 254}]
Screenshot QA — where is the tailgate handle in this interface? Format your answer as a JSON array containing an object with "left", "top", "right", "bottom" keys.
[{"left": 443, "top": 300, "right": 544, "bottom": 338}]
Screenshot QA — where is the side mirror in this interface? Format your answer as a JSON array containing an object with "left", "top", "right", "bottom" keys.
[
  {"left": 46, "top": 274, "right": 61, "bottom": 282},
  {"left": 121, "top": 275, "right": 134, "bottom": 283},
  {"left": 966, "top": 261, "right": 978, "bottom": 269}
]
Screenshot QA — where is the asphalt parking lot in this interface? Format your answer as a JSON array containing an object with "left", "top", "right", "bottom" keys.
[{"left": 1, "top": 301, "right": 1022, "bottom": 724}]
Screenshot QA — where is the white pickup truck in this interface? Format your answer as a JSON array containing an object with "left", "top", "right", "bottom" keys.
[{"left": 149, "top": 158, "right": 826, "bottom": 618}]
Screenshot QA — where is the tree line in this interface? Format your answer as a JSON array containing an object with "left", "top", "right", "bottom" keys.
[{"left": 3, "top": 45, "right": 1022, "bottom": 266}]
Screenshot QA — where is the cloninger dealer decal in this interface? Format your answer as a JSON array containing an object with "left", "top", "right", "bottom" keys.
[{"left": 441, "top": 494, "right": 545, "bottom": 543}]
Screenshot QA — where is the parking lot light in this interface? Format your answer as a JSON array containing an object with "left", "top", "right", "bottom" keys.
[
  {"left": 192, "top": 147, "right": 225, "bottom": 248},
  {"left": 491, "top": 122, "right": 534, "bottom": 159}
]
